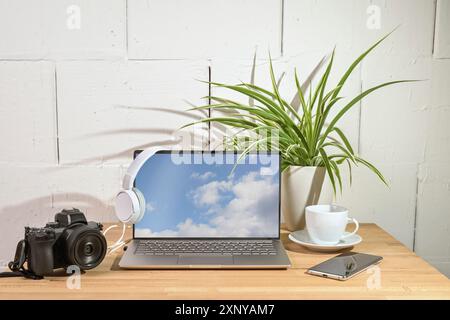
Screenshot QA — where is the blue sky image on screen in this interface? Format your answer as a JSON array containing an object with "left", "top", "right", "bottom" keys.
[{"left": 134, "top": 152, "right": 280, "bottom": 238}]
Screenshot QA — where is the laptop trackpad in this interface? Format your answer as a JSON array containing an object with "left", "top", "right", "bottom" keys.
[{"left": 178, "top": 255, "right": 234, "bottom": 265}]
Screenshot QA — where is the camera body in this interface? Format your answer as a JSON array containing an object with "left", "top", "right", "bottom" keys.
[{"left": 24, "top": 208, "right": 107, "bottom": 276}]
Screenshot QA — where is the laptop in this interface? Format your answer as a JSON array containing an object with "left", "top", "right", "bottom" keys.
[{"left": 119, "top": 150, "right": 291, "bottom": 269}]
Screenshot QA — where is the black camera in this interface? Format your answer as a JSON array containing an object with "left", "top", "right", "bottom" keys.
[{"left": 8, "top": 208, "right": 107, "bottom": 277}]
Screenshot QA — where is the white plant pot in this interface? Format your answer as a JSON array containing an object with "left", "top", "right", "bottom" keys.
[{"left": 281, "top": 166, "right": 333, "bottom": 231}]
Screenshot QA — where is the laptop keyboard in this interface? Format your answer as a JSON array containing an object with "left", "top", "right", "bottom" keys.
[{"left": 135, "top": 239, "right": 277, "bottom": 256}]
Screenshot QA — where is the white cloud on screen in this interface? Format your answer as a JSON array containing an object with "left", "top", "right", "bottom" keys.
[
  {"left": 146, "top": 202, "right": 156, "bottom": 212},
  {"left": 136, "top": 219, "right": 219, "bottom": 237},
  {"left": 190, "top": 180, "right": 232, "bottom": 207},
  {"left": 190, "top": 171, "right": 216, "bottom": 180},
  {"left": 135, "top": 171, "right": 279, "bottom": 238}
]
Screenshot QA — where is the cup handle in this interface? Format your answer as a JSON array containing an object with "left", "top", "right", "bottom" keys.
[{"left": 341, "top": 217, "right": 359, "bottom": 239}]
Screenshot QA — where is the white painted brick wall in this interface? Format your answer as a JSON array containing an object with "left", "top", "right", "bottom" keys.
[
  {"left": 0, "top": 0, "right": 449, "bottom": 278},
  {"left": 416, "top": 162, "right": 450, "bottom": 277},
  {"left": 128, "top": 0, "right": 282, "bottom": 59},
  {"left": 0, "top": 61, "right": 57, "bottom": 164},
  {"left": 338, "top": 163, "right": 419, "bottom": 248},
  {"left": 284, "top": 0, "right": 367, "bottom": 55},
  {"left": 0, "top": 0, "right": 126, "bottom": 60},
  {"left": 434, "top": 0, "right": 450, "bottom": 58},
  {"left": 284, "top": 0, "right": 434, "bottom": 56},
  {"left": 56, "top": 60, "right": 209, "bottom": 165},
  {"left": 414, "top": 59, "right": 450, "bottom": 277}
]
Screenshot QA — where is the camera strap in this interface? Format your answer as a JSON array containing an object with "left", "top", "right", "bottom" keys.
[
  {"left": 0, "top": 271, "right": 24, "bottom": 278},
  {"left": 0, "top": 240, "right": 43, "bottom": 280},
  {"left": 0, "top": 269, "right": 43, "bottom": 280}
]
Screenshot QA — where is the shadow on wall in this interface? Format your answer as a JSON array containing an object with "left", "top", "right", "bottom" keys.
[
  {"left": 60, "top": 106, "right": 209, "bottom": 166},
  {"left": 0, "top": 193, "right": 112, "bottom": 267}
]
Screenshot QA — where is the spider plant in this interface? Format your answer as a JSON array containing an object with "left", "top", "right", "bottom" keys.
[{"left": 182, "top": 31, "right": 416, "bottom": 194}]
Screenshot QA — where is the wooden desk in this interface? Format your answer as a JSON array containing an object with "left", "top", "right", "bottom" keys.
[{"left": 0, "top": 224, "right": 449, "bottom": 300}]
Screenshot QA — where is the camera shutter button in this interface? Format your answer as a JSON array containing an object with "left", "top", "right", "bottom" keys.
[{"left": 36, "top": 230, "right": 54, "bottom": 240}]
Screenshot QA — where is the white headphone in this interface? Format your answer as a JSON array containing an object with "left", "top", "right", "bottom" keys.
[{"left": 115, "top": 146, "right": 167, "bottom": 224}]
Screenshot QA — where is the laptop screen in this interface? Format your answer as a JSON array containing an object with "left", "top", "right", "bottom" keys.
[{"left": 133, "top": 151, "right": 280, "bottom": 239}]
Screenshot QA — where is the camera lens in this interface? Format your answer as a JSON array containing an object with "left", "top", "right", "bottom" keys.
[
  {"left": 73, "top": 232, "right": 106, "bottom": 269},
  {"left": 84, "top": 243, "right": 94, "bottom": 256},
  {"left": 64, "top": 226, "right": 107, "bottom": 270}
]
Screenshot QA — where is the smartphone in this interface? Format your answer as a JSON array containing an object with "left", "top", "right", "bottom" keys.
[{"left": 307, "top": 252, "right": 383, "bottom": 281}]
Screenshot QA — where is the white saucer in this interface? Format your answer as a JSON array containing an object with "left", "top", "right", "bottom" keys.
[{"left": 288, "top": 230, "right": 362, "bottom": 252}]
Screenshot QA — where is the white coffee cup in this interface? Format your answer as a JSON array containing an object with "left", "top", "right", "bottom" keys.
[{"left": 305, "top": 205, "right": 359, "bottom": 245}]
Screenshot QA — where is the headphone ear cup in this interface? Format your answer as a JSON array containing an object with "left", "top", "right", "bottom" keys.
[
  {"left": 115, "top": 190, "right": 140, "bottom": 224},
  {"left": 132, "top": 188, "right": 146, "bottom": 224}
]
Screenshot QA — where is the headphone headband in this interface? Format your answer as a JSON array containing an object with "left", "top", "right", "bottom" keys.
[{"left": 122, "top": 146, "right": 168, "bottom": 190}]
